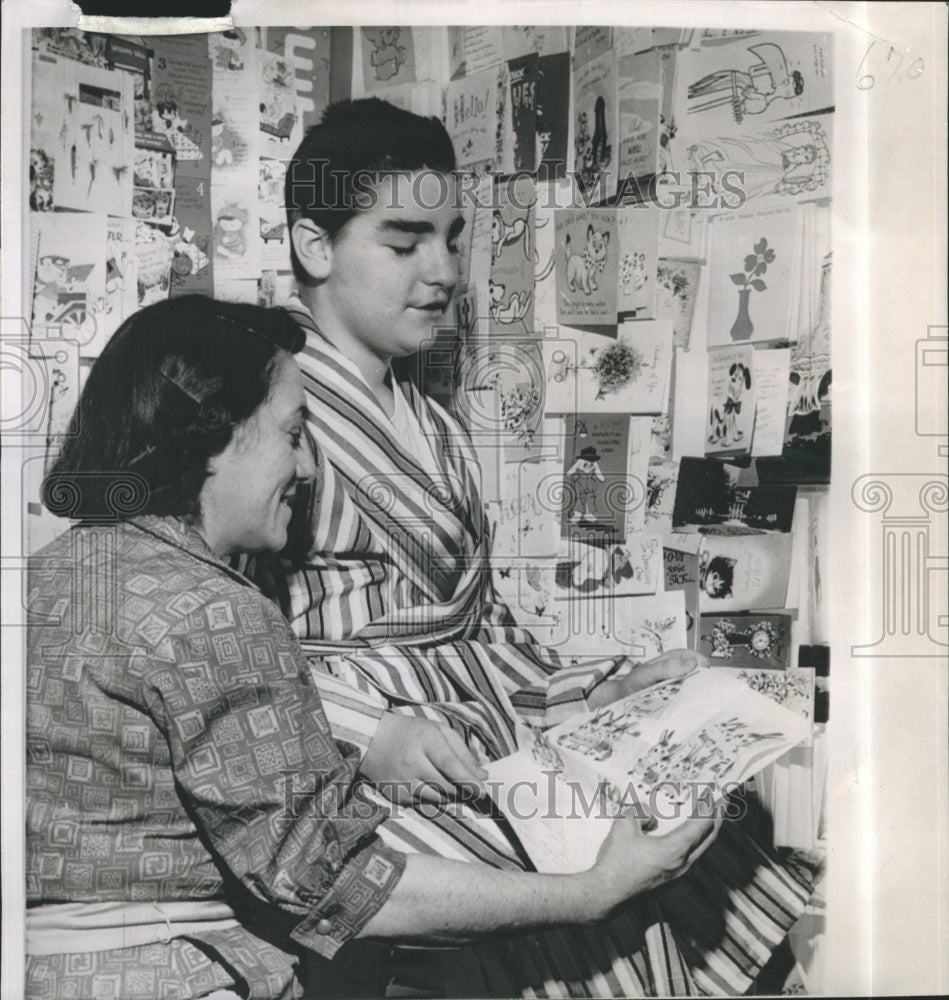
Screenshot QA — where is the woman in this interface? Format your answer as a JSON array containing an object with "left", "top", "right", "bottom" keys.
[
  {"left": 25, "top": 296, "right": 716, "bottom": 999},
  {"left": 273, "top": 98, "right": 816, "bottom": 996}
]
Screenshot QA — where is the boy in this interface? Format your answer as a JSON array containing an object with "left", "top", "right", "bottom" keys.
[{"left": 276, "top": 98, "right": 811, "bottom": 997}]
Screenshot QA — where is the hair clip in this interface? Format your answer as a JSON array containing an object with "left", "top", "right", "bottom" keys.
[
  {"left": 159, "top": 356, "right": 222, "bottom": 405},
  {"left": 129, "top": 444, "right": 156, "bottom": 467}
]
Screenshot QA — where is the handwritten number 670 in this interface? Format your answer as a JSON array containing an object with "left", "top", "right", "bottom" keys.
[{"left": 857, "top": 40, "right": 924, "bottom": 90}]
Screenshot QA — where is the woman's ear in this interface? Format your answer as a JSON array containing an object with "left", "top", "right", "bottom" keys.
[{"left": 291, "top": 219, "right": 333, "bottom": 281}]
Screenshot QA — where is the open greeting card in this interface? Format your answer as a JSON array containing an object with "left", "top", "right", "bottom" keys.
[{"left": 485, "top": 669, "right": 811, "bottom": 873}]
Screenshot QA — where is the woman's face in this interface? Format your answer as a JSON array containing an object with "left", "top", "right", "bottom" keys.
[{"left": 198, "top": 352, "right": 316, "bottom": 558}]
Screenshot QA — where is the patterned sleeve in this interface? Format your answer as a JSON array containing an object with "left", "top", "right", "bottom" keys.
[{"left": 143, "top": 585, "right": 405, "bottom": 960}]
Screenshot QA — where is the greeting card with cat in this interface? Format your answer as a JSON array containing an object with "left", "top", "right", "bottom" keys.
[{"left": 554, "top": 208, "right": 618, "bottom": 328}]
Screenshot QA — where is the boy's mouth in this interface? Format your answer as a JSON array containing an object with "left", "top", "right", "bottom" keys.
[{"left": 413, "top": 299, "right": 449, "bottom": 313}]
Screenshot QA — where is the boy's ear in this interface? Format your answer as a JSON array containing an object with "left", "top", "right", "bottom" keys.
[{"left": 291, "top": 219, "right": 333, "bottom": 281}]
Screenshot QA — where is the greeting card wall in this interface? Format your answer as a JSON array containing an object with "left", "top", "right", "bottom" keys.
[{"left": 24, "top": 26, "right": 833, "bottom": 873}]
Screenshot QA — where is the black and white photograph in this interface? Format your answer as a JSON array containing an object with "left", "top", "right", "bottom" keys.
[{"left": 1, "top": 3, "right": 946, "bottom": 999}]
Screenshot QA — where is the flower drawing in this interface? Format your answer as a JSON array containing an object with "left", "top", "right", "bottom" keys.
[
  {"left": 730, "top": 237, "right": 775, "bottom": 292},
  {"left": 590, "top": 341, "right": 643, "bottom": 399},
  {"left": 499, "top": 383, "right": 542, "bottom": 449}
]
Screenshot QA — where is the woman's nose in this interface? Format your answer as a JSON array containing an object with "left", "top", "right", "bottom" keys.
[{"left": 296, "top": 429, "right": 319, "bottom": 482}]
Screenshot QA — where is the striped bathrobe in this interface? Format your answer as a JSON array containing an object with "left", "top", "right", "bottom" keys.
[{"left": 273, "top": 295, "right": 814, "bottom": 997}]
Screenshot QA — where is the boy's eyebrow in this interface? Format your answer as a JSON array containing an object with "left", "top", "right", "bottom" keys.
[{"left": 379, "top": 216, "right": 467, "bottom": 238}]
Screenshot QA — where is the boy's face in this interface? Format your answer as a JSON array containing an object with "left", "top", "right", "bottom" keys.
[{"left": 316, "top": 171, "right": 464, "bottom": 363}]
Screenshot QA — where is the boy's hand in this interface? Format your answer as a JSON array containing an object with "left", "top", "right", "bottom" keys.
[
  {"left": 587, "top": 649, "right": 708, "bottom": 710},
  {"left": 361, "top": 712, "right": 488, "bottom": 805},
  {"left": 628, "top": 649, "right": 708, "bottom": 691},
  {"left": 589, "top": 808, "right": 721, "bottom": 913}
]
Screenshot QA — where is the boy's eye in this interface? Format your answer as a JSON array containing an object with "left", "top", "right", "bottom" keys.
[
  {"left": 389, "top": 244, "right": 416, "bottom": 257},
  {"left": 290, "top": 429, "right": 303, "bottom": 448},
  {"left": 448, "top": 242, "right": 461, "bottom": 256}
]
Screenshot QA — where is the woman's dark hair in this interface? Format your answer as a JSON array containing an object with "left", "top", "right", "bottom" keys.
[
  {"left": 43, "top": 295, "right": 305, "bottom": 522},
  {"left": 285, "top": 97, "right": 457, "bottom": 284}
]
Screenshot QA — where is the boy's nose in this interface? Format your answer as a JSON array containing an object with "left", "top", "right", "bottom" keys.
[{"left": 424, "top": 243, "right": 459, "bottom": 292}]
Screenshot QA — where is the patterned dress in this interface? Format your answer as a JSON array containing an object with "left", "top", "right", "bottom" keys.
[
  {"left": 25, "top": 516, "right": 406, "bottom": 999},
  {"left": 268, "top": 294, "right": 815, "bottom": 997}
]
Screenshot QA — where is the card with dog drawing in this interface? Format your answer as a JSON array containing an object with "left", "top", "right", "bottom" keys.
[
  {"left": 572, "top": 46, "right": 618, "bottom": 201},
  {"left": 489, "top": 174, "right": 535, "bottom": 337},
  {"left": 559, "top": 413, "right": 649, "bottom": 542},
  {"left": 554, "top": 208, "right": 618, "bottom": 327},
  {"left": 553, "top": 533, "right": 662, "bottom": 599},
  {"left": 706, "top": 345, "right": 755, "bottom": 456},
  {"left": 697, "top": 534, "right": 793, "bottom": 613}
]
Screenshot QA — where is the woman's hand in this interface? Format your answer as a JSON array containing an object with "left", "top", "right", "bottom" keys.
[
  {"left": 587, "top": 807, "right": 721, "bottom": 914},
  {"left": 587, "top": 649, "right": 708, "bottom": 710},
  {"left": 361, "top": 712, "right": 488, "bottom": 805}
]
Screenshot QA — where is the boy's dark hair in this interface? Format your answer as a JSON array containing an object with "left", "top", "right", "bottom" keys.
[
  {"left": 285, "top": 98, "right": 457, "bottom": 284},
  {"left": 43, "top": 295, "right": 305, "bottom": 522}
]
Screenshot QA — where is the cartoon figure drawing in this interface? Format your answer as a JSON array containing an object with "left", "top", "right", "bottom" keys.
[
  {"left": 566, "top": 446, "right": 605, "bottom": 524},
  {"left": 556, "top": 544, "right": 636, "bottom": 594},
  {"left": 574, "top": 96, "right": 612, "bottom": 193},
  {"left": 211, "top": 113, "right": 239, "bottom": 167},
  {"left": 686, "top": 120, "right": 829, "bottom": 201},
  {"left": 491, "top": 211, "right": 531, "bottom": 264},
  {"left": 699, "top": 550, "right": 737, "bottom": 599},
  {"left": 215, "top": 203, "right": 248, "bottom": 259},
  {"left": 212, "top": 29, "right": 247, "bottom": 72},
  {"left": 168, "top": 219, "right": 209, "bottom": 282},
  {"left": 363, "top": 28, "right": 408, "bottom": 82},
  {"left": 709, "top": 362, "right": 751, "bottom": 446},
  {"left": 565, "top": 223, "right": 610, "bottom": 296},
  {"left": 488, "top": 280, "right": 532, "bottom": 326},
  {"left": 30, "top": 149, "right": 55, "bottom": 211},
  {"left": 687, "top": 44, "right": 804, "bottom": 124},
  {"left": 151, "top": 85, "right": 190, "bottom": 137}
]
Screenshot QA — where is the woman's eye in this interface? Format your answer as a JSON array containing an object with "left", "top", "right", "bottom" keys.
[
  {"left": 448, "top": 242, "right": 461, "bottom": 256},
  {"left": 290, "top": 430, "right": 303, "bottom": 448},
  {"left": 390, "top": 245, "right": 416, "bottom": 257}
]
